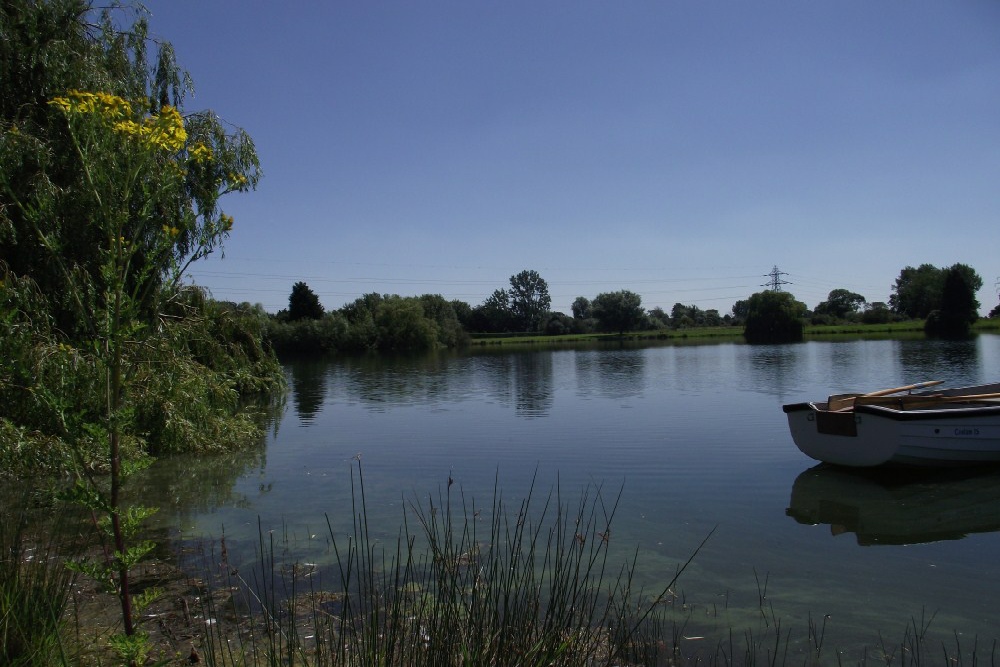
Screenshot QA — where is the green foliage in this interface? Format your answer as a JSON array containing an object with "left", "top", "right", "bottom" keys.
[
  {"left": 269, "top": 293, "right": 467, "bottom": 356},
  {"left": 266, "top": 312, "right": 349, "bottom": 357},
  {"left": 419, "top": 293, "right": 467, "bottom": 347},
  {"left": 508, "top": 269, "right": 551, "bottom": 332},
  {"left": 592, "top": 290, "right": 645, "bottom": 334},
  {"left": 814, "top": 288, "right": 866, "bottom": 320},
  {"left": 861, "top": 301, "right": 894, "bottom": 324},
  {"left": 743, "top": 291, "right": 805, "bottom": 343},
  {"left": 0, "top": 500, "right": 78, "bottom": 667},
  {"left": 449, "top": 298, "right": 473, "bottom": 329},
  {"left": 646, "top": 306, "right": 669, "bottom": 329},
  {"left": 1, "top": 5, "right": 259, "bottom": 336},
  {"left": 925, "top": 265, "right": 980, "bottom": 338},
  {"left": 286, "top": 281, "right": 324, "bottom": 321},
  {"left": 889, "top": 263, "right": 982, "bottom": 319},
  {"left": 471, "top": 288, "right": 513, "bottom": 332},
  {"left": 571, "top": 296, "right": 592, "bottom": 319},
  {"left": 375, "top": 295, "right": 439, "bottom": 351},
  {"left": 542, "top": 311, "right": 578, "bottom": 335},
  {"left": 731, "top": 298, "right": 749, "bottom": 322},
  {"left": 0, "top": 0, "right": 280, "bottom": 646}
]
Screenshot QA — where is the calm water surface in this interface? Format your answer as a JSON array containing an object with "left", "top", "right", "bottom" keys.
[{"left": 143, "top": 335, "right": 1000, "bottom": 655}]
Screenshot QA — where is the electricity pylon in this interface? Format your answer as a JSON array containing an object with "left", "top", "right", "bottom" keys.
[{"left": 762, "top": 266, "right": 791, "bottom": 291}]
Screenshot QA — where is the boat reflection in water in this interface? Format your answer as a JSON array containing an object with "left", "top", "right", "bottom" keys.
[{"left": 786, "top": 464, "right": 1000, "bottom": 545}]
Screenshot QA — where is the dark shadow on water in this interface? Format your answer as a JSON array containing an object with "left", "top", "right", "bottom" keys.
[{"left": 786, "top": 463, "right": 1000, "bottom": 546}]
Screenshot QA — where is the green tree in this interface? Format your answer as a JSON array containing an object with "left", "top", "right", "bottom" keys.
[
  {"left": 287, "top": 281, "right": 324, "bottom": 321},
  {"left": 571, "top": 296, "right": 592, "bottom": 319},
  {"left": 592, "top": 290, "right": 644, "bottom": 335},
  {"left": 861, "top": 301, "right": 893, "bottom": 324},
  {"left": 647, "top": 306, "right": 670, "bottom": 328},
  {"left": 472, "top": 288, "right": 513, "bottom": 332},
  {"left": 925, "top": 265, "right": 980, "bottom": 338},
  {"left": 375, "top": 296, "right": 438, "bottom": 351},
  {"left": 543, "top": 311, "right": 576, "bottom": 335},
  {"left": 450, "top": 299, "right": 473, "bottom": 329},
  {"left": 743, "top": 291, "right": 805, "bottom": 343},
  {"left": 731, "top": 299, "right": 750, "bottom": 322},
  {"left": 890, "top": 263, "right": 982, "bottom": 321},
  {"left": 889, "top": 264, "right": 945, "bottom": 318},
  {"left": 508, "top": 269, "right": 551, "bottom": 332},
  {"left": 671, "top": 303, "right": 705, "bottom": 328},
  {"left": 815, "top": 289, "right": 866, "bottom": 320},
  {"left": 419, "top": 293, "right": 465, "bottom": 347}
]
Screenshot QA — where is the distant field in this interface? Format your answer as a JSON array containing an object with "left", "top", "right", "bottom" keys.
[{"left": 468, "top": 319, "right": 1000, "bottom": 346}]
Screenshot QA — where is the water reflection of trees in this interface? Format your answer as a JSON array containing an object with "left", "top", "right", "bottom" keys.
[
  {"left": 134, "top": 438, "right": 269, "bottom": 531},
  {"left": 511, "top": 352, "right": 554, "bottom": 417},
  {"left": 289, "top": 360, "right": 328, "bottom": 425},
  {"left": 477, "top": 351, "right": 554, "bottom": 418},
  {"left": 741, "top": 343, "right": 802, "bottom": 401},
  {"left": 895, "top": 337, "right": 982, "bottom": 386},
  {"left": 574, "top": 349, "right": 646, "bottom": 399},
  {"left": 335, "top": 352, "right": 459, "bottom": 409},
  {"left": 317, "top": 351, "right": 556, "bottom": 418}
]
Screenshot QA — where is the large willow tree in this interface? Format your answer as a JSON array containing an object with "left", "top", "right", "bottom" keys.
[{"left": 1, "top": 0, "right": 279, "bottom": 456}]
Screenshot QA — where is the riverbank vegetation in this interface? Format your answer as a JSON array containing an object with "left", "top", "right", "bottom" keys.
[
  {"left": 265, "top": 261, "right": 995, "bottom": 355},
  {"left": 1, "top": 1, "right": 283, "bottom": 660}
]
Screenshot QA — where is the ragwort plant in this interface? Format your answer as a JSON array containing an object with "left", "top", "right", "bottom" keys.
[{"left": 2, "top": 61, "right": 260, "bottom": 667}]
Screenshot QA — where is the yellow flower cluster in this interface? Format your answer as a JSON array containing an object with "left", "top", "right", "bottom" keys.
[
  {"left": 113, "top": 106, "right": 187, "bottom": 153},
  {"left": 49, "top": 91, "right": 188, "bottom": 153},
  {"left": 220, "top": 214, "right": 234, "bottom": 231},
  {"left": 162, "top": 225, "right": 181, "bottom": 238},
  {"left": 49, "top": 91, "right": 132, "bottom": 119},
  {"left": 189, "top": 142, "right": 213, "bottom": 163}
]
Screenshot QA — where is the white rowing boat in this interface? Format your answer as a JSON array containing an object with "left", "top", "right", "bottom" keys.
[{"left": 782, "top": 381, "right": 1000, "bottom": 467}]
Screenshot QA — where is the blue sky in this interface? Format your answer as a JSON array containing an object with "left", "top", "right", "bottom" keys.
[{"left": 144, "top": 1, "right": 1000, "bottom": 316}]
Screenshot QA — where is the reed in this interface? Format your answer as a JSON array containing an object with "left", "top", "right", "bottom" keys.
[
  {"left": 193, "top": 465, "right": 709, "bottom": 666},
  {"left": 0, "top": 497, "right": 78, "bottom": 667}
]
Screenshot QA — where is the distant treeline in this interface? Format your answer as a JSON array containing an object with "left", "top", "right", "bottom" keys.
[{"left": 265, "top": 263, "right": 996, "bottom": 356}]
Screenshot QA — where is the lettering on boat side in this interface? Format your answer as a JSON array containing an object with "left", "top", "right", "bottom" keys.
[{"left": 953, "top": 427, "right": 980, "bottom": 436}]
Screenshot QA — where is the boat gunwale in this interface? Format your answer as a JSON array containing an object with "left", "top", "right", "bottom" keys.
[
  {"left": 853, "top": 402, "right": 1000, "bottom": 421},
  {"left": 781, "top": 401, "right": 1000, "bottom": 421}
]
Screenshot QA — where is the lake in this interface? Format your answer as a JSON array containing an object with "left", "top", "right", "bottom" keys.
[{"left": 142, "top": 334, "right": 1000, "bottom": 659}]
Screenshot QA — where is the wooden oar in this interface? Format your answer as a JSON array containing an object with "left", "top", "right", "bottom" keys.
[
  {"left": 826, "top": 380, "right": 945, "bottom": 411},
  {"left": 862, "top": 380, "right": 944, "bottom": 397}
]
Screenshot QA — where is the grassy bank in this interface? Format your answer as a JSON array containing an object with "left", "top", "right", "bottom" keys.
[{"left": 469, "top": 319, "right": 1000, "bottom": 347}]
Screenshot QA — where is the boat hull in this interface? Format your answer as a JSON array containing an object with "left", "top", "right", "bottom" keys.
[{"left": 783, "top": 402, "right": 1000, "bottom": 467}]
